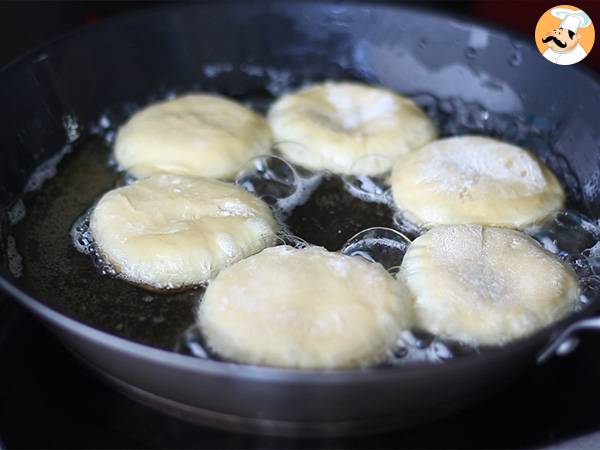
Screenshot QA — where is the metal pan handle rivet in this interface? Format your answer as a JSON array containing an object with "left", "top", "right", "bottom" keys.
[{"left": 537, "top": 317, "right": 600, "bottom": 364}]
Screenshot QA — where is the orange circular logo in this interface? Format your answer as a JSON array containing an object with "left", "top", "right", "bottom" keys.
[{"left": 535, "top": 4, "right": 595, "bottom": 65}]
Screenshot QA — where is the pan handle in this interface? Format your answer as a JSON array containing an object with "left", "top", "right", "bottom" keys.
[{"left": 537, "top": 317, "right": 600, "bottom": 363}]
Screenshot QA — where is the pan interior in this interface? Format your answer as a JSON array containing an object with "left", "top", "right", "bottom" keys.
[{"left": 3, "top": 64, "right": 600, "bottom": 368}]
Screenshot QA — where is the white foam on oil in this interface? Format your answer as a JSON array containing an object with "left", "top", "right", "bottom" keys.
[
  {"left": 272, "top": 172, "right": 323, "bottom": 220},
  {"left": 70, "top": 210, "right": 93, "bottom": 255},
  {"left": 239, "top": 64, "right": 264, "bottom": 77},
  {"left": 392, "top": 211, "right": 422, "bottom": 237},
  {"left": 263, "top": 68, "right": 295, "bottom": 96},
  {"left": 202, "top": 63, "right": 234, "bottom": 78},
  {"left": 343, "top": 175, "right": 392, "bottom": 205},
  {"left": 69, "top": 208, "right": 117, "bottom": 279},
  {"left": 24, "top": 144, "right": 72, "bottom": 193},
  {"left": 235, "top": 155, "right": 324, "bottom": 222},
  {"left": 7, "top": 199, "right": 26, "bottom": 225},
  {"left": 387, "top": 331, "right": 468, "bottom": 366},
  {"left": 6, "top": 235, "right": 23, "bottom": 278},
  {"left": 538, "top": 235, "right": 560, "bottom": 254},
  {"left": 63, "top": 114, "right": 80, "bottom": 143}
]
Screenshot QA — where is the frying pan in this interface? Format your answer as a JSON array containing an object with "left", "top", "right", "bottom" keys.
[{"left": 1, "top": 1, "right": 600, "bottom": 437}]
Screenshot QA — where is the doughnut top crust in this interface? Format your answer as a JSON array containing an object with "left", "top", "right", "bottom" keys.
[
  {"left": 115, "top": 94, "right": 272, "bottom": 179},
  {"left": 391, "top": 136, "right": 565, "bottom": 228},
  {"left": 400, "top": 225, "right": 579, "bottom": 345},
  {"left": 268, "top": 82, "right": 437, "bottom": 176},
  {"left": 90, "top": 174, "right": 278, "bottom": 290},
  {"left": 198, "top": 245, "right": 413, "bottom": 368}
]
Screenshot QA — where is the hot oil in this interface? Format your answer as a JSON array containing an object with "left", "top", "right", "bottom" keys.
[
  {"left": 6, "top": 68, "right": 600, "bottom": 366},
  {"left": 284, "top": 175, "right": 396, "bottom": 251},
  {"left": 9, "top": 137, "right": 201, "bottom": 349}
]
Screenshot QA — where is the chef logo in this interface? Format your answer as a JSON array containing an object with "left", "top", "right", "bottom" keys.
[{"left": 535, "top": 5, "right": 594, "bottom": 65}]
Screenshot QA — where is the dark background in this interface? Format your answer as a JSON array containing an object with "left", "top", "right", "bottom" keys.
[
  {"left": 1, "top": 0, "right": 600, "bottom": 72},
  {"left": 2, "top": 1, "right": 600, "bottom": 449}
]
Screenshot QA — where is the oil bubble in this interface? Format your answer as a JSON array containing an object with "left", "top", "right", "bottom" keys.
[
  {"left": 343, "top": 154, "right": 392, "bottom": 204},
  {"left": 343, "top": 174, "right": 391, "bottom": 204},
  {"left": 392, "top": 211, "right": 422, "bottom": 240},
  {"left": 276, "top": 231, "right": 311, "bottom": 250},
  {"left": 236, "top": 154, "right": 323, "bottom": 221},
  {"left": 236, "top": 155, "right": 299, "bottom": 204},
  {"left": 70, "top": 209, "right": 117, "bottom": 277},
  {"left": 341, "top": 227, "right": 411, "bottom": 271}
]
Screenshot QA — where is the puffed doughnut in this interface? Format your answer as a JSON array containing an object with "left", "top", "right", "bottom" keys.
[
  {"left": 267, "top": 82, "right": 437, "bottom": 176},
  {"left": 115, "top": 94, "right": 272, "bottom": 179},
  {"left": 391, "top": 136, "right": 564, "bottom": 228},
  {"left": 400, "top": 225, "right": 579, "bottom": 345},
  {"left": 90, "top": 174, "right": 278, "bottom": 290},
  {"left": 198, "top": 245, "right": 413, "bottom": 368}
]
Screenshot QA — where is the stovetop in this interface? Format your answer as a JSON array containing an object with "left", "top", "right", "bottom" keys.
[{"left": 2, "top": 296, "right": 600, "bottom": 449}]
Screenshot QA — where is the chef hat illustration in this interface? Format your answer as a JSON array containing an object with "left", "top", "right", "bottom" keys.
[{"left": 551, "top": 7, "right": 592, "bottom": 33}]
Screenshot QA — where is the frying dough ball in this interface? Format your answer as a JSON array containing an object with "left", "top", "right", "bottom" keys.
[
  {"left": 267, "top": 82, "right": 437, "bottom": 176},
  {"left": 391, "top": 136, "right": 565, "bottom": 228},
  {"left": 400, "top": 225, "right": 579, "bottom": 346},
  {"left": 198, "top": 246, "right": 413, "bottom": 368},
  {"left": 115, "top": 94, "right": 272, "bottom": 179},
  {"left": 90, "top": 174, "right": 278, "bottom": 290}
]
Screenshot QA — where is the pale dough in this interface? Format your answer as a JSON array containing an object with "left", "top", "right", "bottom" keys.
[
  {"left": 400, "top": 225, "right": 579, "bottom": 346},
  {"left": 267, "top": 82, "right": 437, "bottom": 176},
  {"left": 90, "top": 174, "right": 278, "bottom": 290},
  {"left": 198, "top": 246, "right": 413, "bottom": 368},
  {"left": 391, "top": 136, "right": 565, "bottom": 228},
  {"left": 115, "top": 94, "right": 272, "bottom": 179}
]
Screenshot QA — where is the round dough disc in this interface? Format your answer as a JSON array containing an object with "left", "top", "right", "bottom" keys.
[
  {"left": 268, "top": 82, "right": 437, "bottom": 176},
  {"left": 115, "top": 94, "right": 272, "bottom": 179},
  {"left": 391, "top": 136, "right": 565, "bottom": 228},
  {"left": 198, "top": 246, "right": 413, "bottom": 368},
  {"left": 400, "top": 225, "right": 579, "bottom": 345},
  {"left": 90, "top": 174, "right": 278, "bottom": 290}
]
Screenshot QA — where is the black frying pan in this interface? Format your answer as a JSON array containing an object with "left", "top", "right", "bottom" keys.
[{"left": 1, "top": 1, "right": 600, "bottom": 437}]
